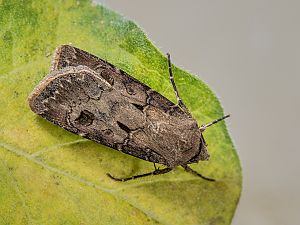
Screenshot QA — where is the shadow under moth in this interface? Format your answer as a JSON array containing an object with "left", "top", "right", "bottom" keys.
[{"left": 28, "top": 45, "right": 229, "bottom": 181}]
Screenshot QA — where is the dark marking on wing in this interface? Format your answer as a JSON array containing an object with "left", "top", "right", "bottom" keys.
[
  {"left": 131, "top": 103, "right": 145, "bottom": 111},
  {"left": 117, "top": 121, "right": 131, "bottom": 134},
  {"left": 75, "top": 110, "right": 94, "bottom": 126}
]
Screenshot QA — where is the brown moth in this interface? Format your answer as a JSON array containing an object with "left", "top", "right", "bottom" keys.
[{"left": 28, "top": 45, "right": 229, "bottom": 181}]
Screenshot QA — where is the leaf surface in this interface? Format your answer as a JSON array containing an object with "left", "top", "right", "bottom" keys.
[{"left": 0, "top": 0, "right": 242, "bottom": 224}]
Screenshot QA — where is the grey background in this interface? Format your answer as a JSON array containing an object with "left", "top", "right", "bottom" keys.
[{"left": 97, "top": 1, "right": 300, "bottom": 224}]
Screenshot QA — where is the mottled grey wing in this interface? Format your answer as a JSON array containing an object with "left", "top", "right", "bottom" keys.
[{"left": 29, "top": 46, "right": 202, "bottom": 167}]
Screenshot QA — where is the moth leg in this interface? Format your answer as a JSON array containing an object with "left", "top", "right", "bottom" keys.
[
  {"left": 107, "top": 168, "right": 172, "bottom": 182},
  {"left": 153, "top": 162, "right": 158, "bottom": 170},
  {"left": 167, "top": 53, "right": 191, "bottom": 116},
  {"left": 182, "top": 165, "right": 215, "bottom": 182}
]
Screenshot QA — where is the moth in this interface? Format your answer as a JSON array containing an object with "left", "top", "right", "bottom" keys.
[{"left": 28, "top": 45, "right": 229, "bottom": 181}]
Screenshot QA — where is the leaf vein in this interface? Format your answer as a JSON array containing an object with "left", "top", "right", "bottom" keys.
[{"left": 31, "top": 139, "right": 89, "bottom": 157}]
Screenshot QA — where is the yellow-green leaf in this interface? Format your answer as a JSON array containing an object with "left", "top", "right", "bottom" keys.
[{"left": 0, "top": 0, "right": 242, "bottom": 224}]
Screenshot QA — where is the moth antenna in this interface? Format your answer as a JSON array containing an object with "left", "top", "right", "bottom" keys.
[
  {"left": 166, "top": 52, "right": 191, "bottom": 116},
  {"left": 200, "top": 114, "right": 230, "bottom": 131}
]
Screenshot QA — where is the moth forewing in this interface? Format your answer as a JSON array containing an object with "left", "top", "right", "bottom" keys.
[{"left": 29, "top": 45, "right": 223, "bottom": 182}]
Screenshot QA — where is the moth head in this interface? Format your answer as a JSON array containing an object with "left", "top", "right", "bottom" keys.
[
  {"left": 189, "top": 114, "right": 231, "bottom": 163},
  {"left": 186, "top": 133, "right": 209, "bottom": 163}
]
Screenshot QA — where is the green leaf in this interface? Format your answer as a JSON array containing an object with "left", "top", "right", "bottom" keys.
[{"left": 0, "top": 0, "right": 242, "bottom": 224}]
